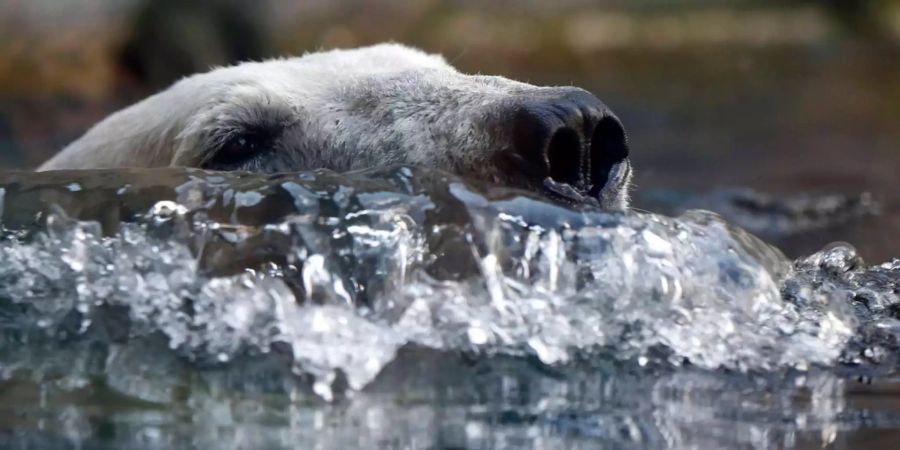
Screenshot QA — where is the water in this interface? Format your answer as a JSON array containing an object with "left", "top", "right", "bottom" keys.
[{"left": 0, "top": 166, "right": 898, "bottom": 449}]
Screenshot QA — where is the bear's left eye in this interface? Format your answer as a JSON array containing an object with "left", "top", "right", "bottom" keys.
[{"left": 204, "top": 131, "right": 274, "bottom": 170}]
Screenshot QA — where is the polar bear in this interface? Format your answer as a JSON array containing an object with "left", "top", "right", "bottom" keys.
[{"left": 39, "top": 44, "right": 632, "bottom": 209}]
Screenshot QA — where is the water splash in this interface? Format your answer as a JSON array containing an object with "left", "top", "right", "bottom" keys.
[
  {"left": 0, "top": 167, "right": 888, "bottom": 392},
  {"left": 0, "top": 167, "right": 898, "bottom": 448}
]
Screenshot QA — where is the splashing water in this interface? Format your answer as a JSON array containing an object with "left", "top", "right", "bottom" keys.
[{"left": 0, "top": 167, "right": 898, "bottom": 448}]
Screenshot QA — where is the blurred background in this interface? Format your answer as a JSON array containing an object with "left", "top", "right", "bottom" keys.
[{"left": 0, "top": 0, "right": 898, "bottom": 260}]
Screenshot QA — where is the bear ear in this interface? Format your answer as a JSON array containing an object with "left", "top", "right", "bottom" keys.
[{"left": 38, "top": 100, "right": 180, "bottom": 171}]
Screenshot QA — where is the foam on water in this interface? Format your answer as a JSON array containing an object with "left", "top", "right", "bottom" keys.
[{"left": 1, "top": 167, "right": 895, "bottom": 405}]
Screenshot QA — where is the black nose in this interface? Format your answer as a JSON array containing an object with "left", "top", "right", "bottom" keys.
[{"left": 509, "top": 88, "right": 629, "bottom": 193}]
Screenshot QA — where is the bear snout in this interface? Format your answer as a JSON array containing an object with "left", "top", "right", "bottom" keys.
[{"left": 506, "top": 88, "right": 630, "bottom": 198}]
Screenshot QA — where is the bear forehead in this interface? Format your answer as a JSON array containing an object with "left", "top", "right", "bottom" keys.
[{"left": 179, "top": 43, "right": 456, "bottom": 91}]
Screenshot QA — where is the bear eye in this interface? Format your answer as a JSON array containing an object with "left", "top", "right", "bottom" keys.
[{"left": 204, "top": 131, "right": 273, "bottom": 170}]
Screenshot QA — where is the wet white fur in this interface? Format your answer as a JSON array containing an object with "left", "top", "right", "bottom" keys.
[{"left": 39, "top": 44, "right": 630, "bottom": 208}]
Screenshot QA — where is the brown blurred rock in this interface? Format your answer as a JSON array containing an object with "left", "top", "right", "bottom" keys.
[{"left": 118, "top": 0, "right": 274, "bottom": 91}]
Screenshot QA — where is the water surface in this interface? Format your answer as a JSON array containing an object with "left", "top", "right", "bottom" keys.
[{"left": 1, "top": 167, "right": 898, "bottom": 449}]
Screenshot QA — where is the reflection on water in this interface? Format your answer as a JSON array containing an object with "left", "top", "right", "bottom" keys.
[{"left": 1, "top": 167, "right": 899, "bottom": 449}]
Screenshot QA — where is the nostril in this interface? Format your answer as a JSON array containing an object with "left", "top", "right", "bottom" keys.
[
  {"left": 547, "top": 127, "right": 582, "bottom": 186},
  {"left": 510, "top": 93, "right": 626, "bottom": 194},
  {"left": 590, "top": 116, "right": 629, "bottom": 188}
]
